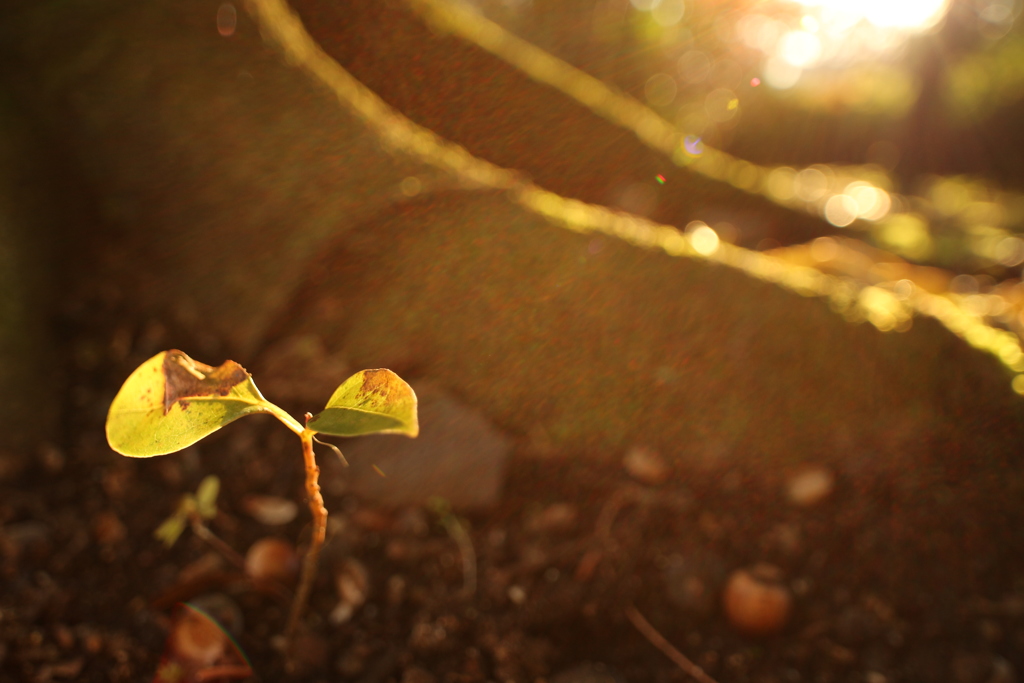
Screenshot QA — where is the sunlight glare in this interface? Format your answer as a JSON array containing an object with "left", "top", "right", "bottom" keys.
[
  {"left": 790, "top": 0, "right": 949, "bottom": 30},
  {"left": 688, "top": 223, "right": 721, "bottom": 256},
  {"left": 778, "top": 30, "right": 822, "bottom": 67}
]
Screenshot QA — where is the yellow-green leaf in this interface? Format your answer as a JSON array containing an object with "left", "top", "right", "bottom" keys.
[
  {"left": 106, "top": 350, "right": 273, "bottom": 457},
  {"left": 195, "top": 475, "right": 220, "bottom": 519},
  {"left": 154, "top": 513, "right": 187, "bottom": 547},
  {"left": 307, "top": 369, "right": 419, "bottom": 438}
]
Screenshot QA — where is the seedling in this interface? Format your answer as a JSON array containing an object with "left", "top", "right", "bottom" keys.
[
  {"left": 106, "top": 349, "right": 418, "bottom": 647},
  {"left": 428, "top": 497, "right": 476, "bottom": 598},
  {"left": 154, "top": 475, "right": 222, "bottom": 548}
]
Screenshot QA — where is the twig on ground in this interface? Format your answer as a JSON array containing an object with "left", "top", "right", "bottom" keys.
[{"left": 625, "top": 604, "right": 720, "bottom": 683}]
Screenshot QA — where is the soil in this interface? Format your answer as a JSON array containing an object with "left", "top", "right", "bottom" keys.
[{"left": 3, "top": 283, "right": 1024, "bottom": 683}]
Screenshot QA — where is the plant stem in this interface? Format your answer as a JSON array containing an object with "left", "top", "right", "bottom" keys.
[
  {"left": 285, "top": 429, "right": 328, "bottom": 644},
  {"left": 264, "top": 403, "right": 305, "bottom": 435},
  {"left": 189, "top": 518, "right": 247, "bottom": 571}
]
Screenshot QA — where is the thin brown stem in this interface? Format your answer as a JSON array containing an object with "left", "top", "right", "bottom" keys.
[
  {"left": 625, "top": 604, "right": 720, "bottom": 683},
  {"left": 189, "top": 518, "right": 247, "bottom": 571},
  {"left": 285, "top": 429, "right": 328, "bottom": 645}
]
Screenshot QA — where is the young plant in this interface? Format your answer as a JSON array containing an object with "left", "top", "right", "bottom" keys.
[
  {"left": 154, "top": 475, "right": 221, "bottom": 548},
  {"left": 105, "top": 349, "right": 418, "bottom": 645}
]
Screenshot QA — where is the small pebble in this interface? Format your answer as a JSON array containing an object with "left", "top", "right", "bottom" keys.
[
  {"left": 526, "top": 502, "right": 579, "bottom": 534},
  {"left": 53, "top": 624, "right": 75, "bottom": 650},
  {"left": 77, "top": 626, "right": 104, "bottom": 654},
  {"left": 242, "top": 494, "right": 298, "bottom": 526},
  {"left": 93, "top": 511, "right": 127, "bottom": 546},
  {"left": 786, "top": 465, "right": 835, "bottom": 507},
  {"left": 245, "top": 537, "right": 299, "bottom": 583},
  {"left": 622, "top": 446, "right": 670, "bottom": 485},
  {"left": 169, "top": 604, "right": 228, "bottom": 668},
  {"left": 330, "top": 558, "right": 370, "bottom": 625},
  {"left": 39, "top": 443, "right": 65, "bottom": 474},
  {"left": 508, "top": 585, "right": 527, "bottom": 605}
]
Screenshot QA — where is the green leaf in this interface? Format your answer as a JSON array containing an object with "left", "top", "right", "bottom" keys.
[
  {"left": 307, "top": 369, "right": 419, "bottom": 438},
  {"left": 106, "top": 350, "right": 273, "bottom": 457},
  {"left": 195, "top": 475, "right": 220, "bottom": 520},
  {"left": 154, "top": 512, "right": 188, "bottom": 548}
]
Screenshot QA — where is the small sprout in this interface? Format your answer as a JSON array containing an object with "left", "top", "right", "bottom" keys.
[
  {"left": 194, "top": 476, "right": 220, "bottom": 520},
  {"left": 155, "top": 476, "right": 221, "bottom": 548},
  {"left": 154, "top": 515, "right": 189, "bottom": 549},
  {"left": 106, "top": 350, "right": 418, "bottom": 656},
  {"left": 429, "top": 497, "right": 477, "bottom": 598}
]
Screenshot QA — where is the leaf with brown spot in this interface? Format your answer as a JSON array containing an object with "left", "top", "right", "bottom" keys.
[
  {"left": 106, "top": 350, "right": 275, "bottom": 457},
  {"left": 307, "top": 369, "right": 419, "bottom": 438},
  {"left": 161, "top": 352, "right": 251, "bottom": 414}
]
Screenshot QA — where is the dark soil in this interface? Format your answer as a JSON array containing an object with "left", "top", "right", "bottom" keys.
[{"left": 3, "top": 284, "right": 1024, "bottom": 683}]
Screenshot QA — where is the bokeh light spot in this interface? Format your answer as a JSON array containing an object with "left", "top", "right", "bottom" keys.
[
  {"left": 788, "top": 0, "right": 950, "bottom": 29},
  {"left": 688, "top": 223, "right": 720, "bottom": 256},
  {"left": 845, "top": 181, "right": 892, "bottom": 220},
  {"left": 645, "top": 73, "right": 678, "bottom": 107},
  {"left": 874, "top": 214, "right": 934, "bottom": 260},
  {"left": 778, "top": 31, "right": 822, "bottom": 68},
  {"left": 705, "top": 88, "right": 740, "bottom": 122},
  {"left": 736, "top": 14, "right": 787, "bottom": 52},
  {"left": 763, "top": 57, "right": 802, "bottom": 89},
  {"left": 824, "top": 194, "right": 859, "bottom": 227},
  {"left": 893, "top": 279, "right": 915, "bottom": 300},
  {"left": 678, "top": 51, "right": 711, "bottom": 84},
  {"left": 996, "top": 237, "right": 1024, "bottom": 267},
  {"left": 651, "top": 0, "right": 685, "bottom": 27},
  {"left": 683, "top": 135, "right": 704, "bottom": 156},
  {"left": 217, "top": 3, "right": 237, "bottom": 37},
  {"left": 400, "top": 176, "right": 422, "bottom": 197},
  {"left": 766, "top": 167, "right": 797, "bottom": 201},
  {"left": 810, "top": 236, "right": 839, "bottom": 262},
  {"left": 794, "top": 167, "right": 828, "bottom": 202}
]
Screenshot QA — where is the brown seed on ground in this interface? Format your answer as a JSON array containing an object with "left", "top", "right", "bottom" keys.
[
  {"left": 722, "top": 564, "right": 792, "bottom": 637},
  {"left": 245, "top": 537, "right": 299, "bottom": 583},
  {"left": 786, "top": 465, "right": 835, "bottom": 507}
]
